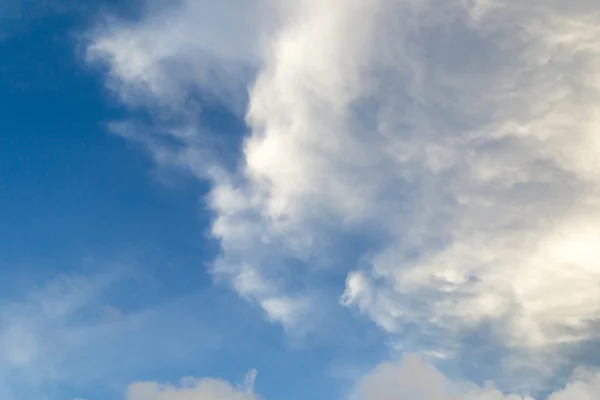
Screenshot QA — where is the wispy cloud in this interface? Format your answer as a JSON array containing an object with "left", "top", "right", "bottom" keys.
[
  {"left": 88, "top": 0, "right": 600, "bottom": 390},
  {"left": 87, "top": 0, "right": 266, "bottom": 114},
  {"left": 0, "top": 268, "right": 231, "bottom": 400},
  {"left": 0, "top": 272, "right": 120, "bottom": 398}
]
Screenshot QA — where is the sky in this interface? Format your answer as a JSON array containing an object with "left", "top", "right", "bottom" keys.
[{"left": 3, "top": 0, "right": 600, "bottom": 399}]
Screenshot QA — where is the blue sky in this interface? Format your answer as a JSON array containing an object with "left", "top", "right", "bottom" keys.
[
  {"left": 4, "top": 1, "right": 600, "bottom": 400},
  {"left": 0, "top": 2, "right": 386, "bottom": 399}
]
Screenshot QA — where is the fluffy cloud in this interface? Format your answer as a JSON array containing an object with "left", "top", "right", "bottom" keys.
[
  {"left": 126, "top": 370, "right": 257, "bottom": 400},
  {"left": 70, "top": 372, "right": 257, "bottom": 400},
  {"left": 89, "top": 0, "right": 600, "bottom": 381},
  {"left": 244, "top": 0, "right": 600, "bottom": 349},
  {"left": 353, "top": 354, "right": 600, "bottom": 400}
]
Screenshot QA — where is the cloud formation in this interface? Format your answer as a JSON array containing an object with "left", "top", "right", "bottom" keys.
[
  {"left": 72, "top": 371, "right": 257, "bottom": 400},
  {"left": 353, "top": 354, "right": 600, "bottom": 400},
  {"left": 126, "top": 370, "right": 257, "bottom": 400},
  {"left": 89, "top": 0, "right": 600, "bottom": 383}
]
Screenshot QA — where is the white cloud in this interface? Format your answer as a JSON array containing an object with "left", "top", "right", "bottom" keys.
[
  {"left": 126, "top": 370, "right": 257, "bottom": 400},
  {"left": 353, "top": 355, "right": 533, "bottom": 400},
  {"left": 71, "top": 371, "right": 257, "bottom": 400},
  {"left": 353, "top": 354, "right": 600, "bottom": 400},
  {"left": 89, "top": 0, "right": 600, "bottom": 383},
  {"left": 244, "top": 0, "right": 600, "bottom": 350}
]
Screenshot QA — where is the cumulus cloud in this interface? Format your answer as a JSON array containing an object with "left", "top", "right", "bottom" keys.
[
  {"left": 126, "top": 370, "right": 257, "bottom": 400},
  {"left": 89, "top": 0, "right": 600, "bottom": 382},
  {"left": 72, "top": 371, "right": 257, "bottom": 400},
  {"left": 353, "top": 354, "right": 600, "bottom": 400}
]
